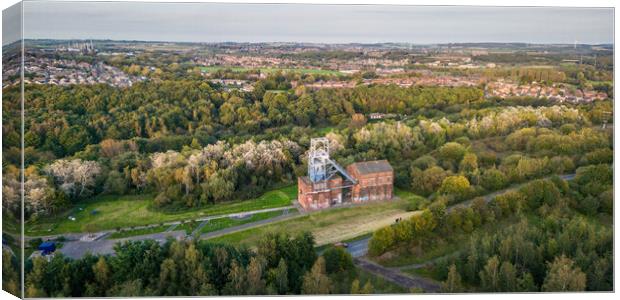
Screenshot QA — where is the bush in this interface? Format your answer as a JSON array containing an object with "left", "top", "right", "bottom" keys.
[
  {"left": 518, "top": 179, "right": 561, "bottom": 210},
  {"left": 368, "top": 227, "right": 395, "bottom": 256},
  {"left": 480, "top": 168, "right": 507, "bottom": 191},
  {"left": 322, "top": 247, "right": 355, "bottom": 275},
  {"left": 438, "top": 175, "right": 472, "bottom": 201}
]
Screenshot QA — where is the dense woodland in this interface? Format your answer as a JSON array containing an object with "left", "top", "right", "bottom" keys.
[
  {"left": 369, "top": 165, "right": 612, "bottom": 292},
  {"left": 17, "top": 232, "right": 379, "bottom": 297}
]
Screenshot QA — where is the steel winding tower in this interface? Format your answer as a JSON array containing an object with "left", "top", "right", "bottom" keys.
[{"left": 308, "top": 138, "right": 357, "bottom": 185}]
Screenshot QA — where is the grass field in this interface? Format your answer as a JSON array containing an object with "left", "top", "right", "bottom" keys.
[
  {"left": 25, "top": 185, "right": 297, "bottom": 236},
  {"left": 209, "top": 192, "right": 425, "bottom": 247},
  {"left": 108, "top": 225, "right": 169, "bottom": 239},
  {"left": 200, "top": 210, "right": 285, "bottom": 235},
  {"left": 200, "top": 66, "right": 342, "bottom": 76}
]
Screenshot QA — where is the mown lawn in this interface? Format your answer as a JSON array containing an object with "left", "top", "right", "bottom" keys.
[
  {"left": 25, "top": 185, "right": 297, "bottom": 236},
  {"left": 200, "top": 210, "right": 285, "bottom": 234},
  {"left": 209, "top": 195, "right": 423, "bottom": 247}
]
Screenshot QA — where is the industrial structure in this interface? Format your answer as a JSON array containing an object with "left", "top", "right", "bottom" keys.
[{"left": 297, "top": 137, "right": 394, "bottom": 211}]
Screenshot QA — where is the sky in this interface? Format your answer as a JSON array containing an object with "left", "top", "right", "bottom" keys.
[{"left": 8, "top": 1, "right": 615, "bottom": 45}]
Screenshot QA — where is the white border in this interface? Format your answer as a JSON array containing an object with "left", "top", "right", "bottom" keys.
[{"left": 0, "top": 1, "right": 617, "bottom": 300}]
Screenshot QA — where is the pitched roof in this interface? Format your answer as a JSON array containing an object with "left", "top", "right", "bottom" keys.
[{"left": 349, "top": 160, "right": 393, "bottom": 175}]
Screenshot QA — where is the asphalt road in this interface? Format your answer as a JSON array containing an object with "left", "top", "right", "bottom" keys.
[{"left": 346, "top": 237, "right": 371, "bottom": 258}]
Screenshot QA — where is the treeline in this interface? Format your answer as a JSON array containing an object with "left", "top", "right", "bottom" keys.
[
  {"left": 368, "top": 164, "right": 612, "bottom": 292},
  {"left": 2, "top": 81, "right": 486, "bottom": 167},
  {"left": 24, "top": 232, "right": 372, "bottom": 297}
]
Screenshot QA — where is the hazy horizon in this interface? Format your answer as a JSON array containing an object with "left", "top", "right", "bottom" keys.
[{"left": 4, "top": 2, "right": 616, "bottom": 46}]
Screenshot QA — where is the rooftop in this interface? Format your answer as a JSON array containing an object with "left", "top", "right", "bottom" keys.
[{"left": 348, "top": 160, "right": 393, "bottom": 175}]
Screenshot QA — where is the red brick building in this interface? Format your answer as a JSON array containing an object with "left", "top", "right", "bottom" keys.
[
  {"left": 346, "top": 160, "right": 394, "bottom": 203},
  {"left": 297, "top": 159, "right": 393, "bottom": 211}
]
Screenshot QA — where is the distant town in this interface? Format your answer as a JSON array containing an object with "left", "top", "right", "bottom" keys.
[{"left": 2, "top": 40, "right": 611, "bottom": 104}]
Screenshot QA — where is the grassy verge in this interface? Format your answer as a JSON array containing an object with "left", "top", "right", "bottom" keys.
[
  {"left": 356, "top": 268, "right": 408, "bottom": 294},
  {"left": 108, "top": 225, "right": 169, "bottom": 239},
  {"left": 26, "top": 185, "right": 297, "bottom": 236},
  {"left": 201, "top": 210, "right": 285, "bottom": 234}
]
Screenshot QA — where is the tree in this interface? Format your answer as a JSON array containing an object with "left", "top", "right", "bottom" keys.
[
  {"left": 93, "top": 257, "right": 110, "bottom": 295},
  {"left": 542, "top": 255, "right": 586, "bottom": 292},
  {"left": 301, "top": 257, "right": 331, "bottom": 294},
  {"left": 518, "top": 179, "right": 560, "bottom": 210},
  {"left": 438, "top": 142, "right": 467, "bottom": 164},
  {"left": 45, "top": 159, "right": 102, "bottom": 199},
  {"left": 480, "top": 168, "right": 507, "bottom": 191},
  {"left": 499, "top": 261, "right": 518, "bottom": 292},
  {"left": 183, "top": 242, "right": 213, "bottom": 295},
  {"left": 349, "top": 113, "right": 367, "bottom": 129},
  {"left": 442, "top": 264, "right": 464, "bottom": 293},
  {"left": 322, "top": 247, "right": 354, "bottom": 275},
  {"left": 459, "top": 153, "right": 478, "bottom": 174},
  {"left": 2, "top": 249, "right": 19, "bottom": 296},
  {"left": 246, "top": 257, "right": 267, "bottom": 295},
  {"left": 103, "top": 170, "right": 128, "bottom": 194},
  {"left": 268, "top": 258, "right": 288, "bottom": 295},
  {"left": 361, "top": 281, "right": 373, "bottom": 294},
  {"left": 158, "top": 259, "right": 179, "bottom": 295},
  {"left": 411, "top": 166, "right": 447, "bottom": 196},
  {"left": 479, "top": 256, "right": 500, "bottom": 291},
  {"left": 438, "top": 175, "right": 471, "bottom": 200},
  {"left": 350, "top": 279, "right": 361, "bottom": 294},
  {"left": 368, "top": 226, "right": 395, "bottom": 256},
  {"left": 224, "top": 260, "right": 248, "bottom": 295}
]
